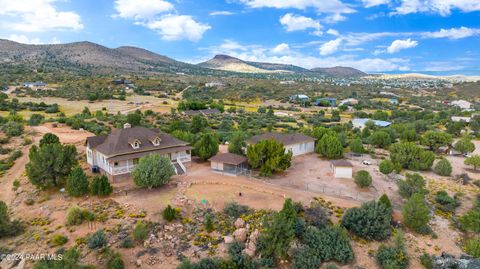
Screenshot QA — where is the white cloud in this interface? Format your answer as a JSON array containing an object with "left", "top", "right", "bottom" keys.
[
  {"left": 386, "top": 38, "right": 418, "bottom": 54},
  {"left": 323, "top": 13, "right": 347, "bottom": 23},
  {"left": 422, "top": 27, "right": 480, "bottom": 40},
  {"left": 141, "top": 15, "right": 210, "bottom": 41},
  {"left": 271, "top": 43, "right": 291, "bottom": 54},
  {"left": 0, "top": 0, "right": 83, "bottom": 32},
  {"left": 239, "top": 0, "right": 355, "bottom": 14},
  {"left": 326, "top": 29, "right": 340, "bottom": 36},
  {"left": 279, "top": 13, "right": 322, "bottom": 35},
  {"left": 393, "top": 0, "right": 480, "bottom": 16},
  {"left": 114, "top": 0, "right": 174, "bottom": 20},
  {"left": 319, "top": 38, "right": 342, "bottom": 55},
  {"left": 361, "top": 0, "right": 390, "bottom": 8},
  {"left": 209, "top": 11, "right": 235, "bottom": 16},
  {"left": 7, "top": 34, "right": 42, "bottom": 44}
]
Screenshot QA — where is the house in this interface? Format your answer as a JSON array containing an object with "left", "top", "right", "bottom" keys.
[
  {"left": 23, "top": 81, "right": 47, "bottom": 90},
  {"left": 86, "top": 124, "right": 192, "bottom": 181},
  {"left": 339, "top": 98, "right": 358, "bottom": 106},
  {"left": 289, "top": 94, "right": 309, "bottom": 102},
  {"left": 388, "top": 98, "right": 399, "bottom": 104},
  {"left": 209, "top": 153, "right": 248, "bottom": 176},
  {"left": 313, "top": 97, "right": 337, "bottom": 107},
  {"left": 246, "top": 132, "right": 315, "bottom": 157},
  {"left": 205, "top": 82, "right": 225, "bottom": 88},
  {"left": 352, "top": 118, "right": 391, "bottom": 129},
  {"left": 451, "top": 116, "right": 471, "bottom": 123},
  {"left": 451, "top": 100, "right": 472, "bottom": 110},
  {"left": 184, "top": 109, "right": 221, "bottom": 117},
  {"left": 280, "top": 81, "right": 296, "bottom": 85},
  {"left": 331, "top": 160, "right": 353, "bottom": 179}
]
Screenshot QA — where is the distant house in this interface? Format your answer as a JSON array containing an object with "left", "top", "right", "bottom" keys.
[
  {"left": 352, "top": 118, "right": 391, "bottom": 129},
  {"left": 388, "top": 98, "right": 399, "bottom": 104},
  {"left": 280, "top": 81, "right": 296, "bottom": 85},
  {"left": 86, "top": 124, "right": 192, "bottom": 181},
  {"left": 113, "top": 79, "right": 135, "bottom": 88},
  {"left": 331, "top": 160, "right": 353, "bottom": 179},
  {"left": 246, "top": 132, "right": 315, "bottom": 157},
  {"left": 451, "top": 100, "right": 472, "bottom": 110},
  {"left": 289, "top": 94, "right": 309, "bottom": 102},
  {"left": 379, "top": 91, "right": 400, "bottom": 98},
  {"left": 313, "top": 97, "right": 337, "bottom": 107},
  {"left": 209, "top": 153, "right": 248, "bottom": 176},
  {"left": 451, "top": 116, "right": 471, "bottom": 123},
  {"left": 184, "top": 109, "right": 221, "bottom": 117},
  {"left": 23, "top": 81, "right": 47, "bottom": 90},
  {"left": 339, "top": 98, "right": 358, "bottom": 106},
  {"left": 205, "top": 82, "right": 225, "bottom": 88}
]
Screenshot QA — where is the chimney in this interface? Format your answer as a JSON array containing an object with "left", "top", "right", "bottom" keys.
[{"left": 123, "top": 123, "right": 131, "bottom": 129}]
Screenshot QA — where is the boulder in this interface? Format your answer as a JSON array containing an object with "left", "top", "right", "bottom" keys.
[
  {"left": 233, "top": 228, "right": 248, "bottom": 242},
  {"left": 234, "top": 218, "right": 245, "bottom": 229},
  {"left": 224, "top": 235, "right": 234, "bottom": 244}
]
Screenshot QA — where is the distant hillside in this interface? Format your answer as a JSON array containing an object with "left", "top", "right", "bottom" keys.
[{"left": 311, "top": 66, "right": 366, "bottom": 77}]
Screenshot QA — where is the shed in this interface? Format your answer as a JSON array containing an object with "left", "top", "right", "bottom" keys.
[
  {"left": 331, "top": 160, "right": 353, "bottom": 179},
  {"left": 209, "top": 153, "right": 248, "bottom": 176}
]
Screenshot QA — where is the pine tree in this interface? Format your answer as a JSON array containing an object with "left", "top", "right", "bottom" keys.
[{"left": 66, "top": 166, "right": 89, "bottom": 197}]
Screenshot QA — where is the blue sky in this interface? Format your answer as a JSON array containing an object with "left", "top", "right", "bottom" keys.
[{"left": 0, "top": 0, "right": 479, "bottom": 74}]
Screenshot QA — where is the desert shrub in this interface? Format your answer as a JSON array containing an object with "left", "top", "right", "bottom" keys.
[
  {"left": 107, "top": 252, "right": 125, "bottom": 269},
  {"left": 379, "top": 194, "right": 392, "bottom": 210},
  {"left": 228, "top": 241, "right": 261, "bottom": 268},
  {"left": 88, "top": 229, "right": 107, "bottom": 249},
  {"left": 0, "top": 201, "right": 24, "bottom": 238},
  {"left": 341, "top": 201, "right": 392, "bottom": 241},
  {"left": 354, "top": 170, "right": 372, "bottom": 188},
  {"left": 398, "top": 173, "right": 427, "bottom": 199},
  {"left": 163, "top": 205, "right": 179, "bottom": 222},
  {"left": 464, "top": 238, "right": 480, "bottom": 258},
  {"left": 304, "top": 203, "right": 330, "bottom": 228},
  {"left": 133, "top": 221, "right": 149, "bottom": 242},
  {"left": 376, "top": 232, "right": 409, "bottom": 269},
  {"left": 435, "top": 191, "right": 459, "bottom": 212},
  {"left": 132, "top": 154, "right": 175, "bottom": 189},
  {"left": 459, "top": 209, "right": 480, "bottom": 233},
  {"left": 303, "top": 226, "right": 354, "bottom": 263},
  {"left": 2, "top": 121, "right": 24, "bottom": 137},
  {"left": 33, "top": 247, "right": 91, "bottom": 269},
  {"left": 204, "top": 213, "right": 215, "bottom": 233},
  {"left": 51, "top": 234, "right": 68, "bottom": 246},
  {"left": 292, "top": 246, "right": 322, "bottom": 269},
  {"left": 402, "top": 193, "right": 431, "bottom": 234},
  {"left": 223, "top": 202, "right": 249, "bottom": 218},
  {"left": 28, "top": 114, "right": 44, "bottom": 126},
  {"left": 324, "top": 264, "right": 339, "bottom": 269},
  {"left": 433, "top": 158, "right": 452, "bottom": 176},
  {"left": 120, "top": 237, "right": 134, "bottom": 248},
  {"left": 379, "top": 160, "right": 395, "bottom": 175},
  {"left": 66, "top": 166, "right": 89, "bottom": 197},
  {"left": 66, "top": 206, "right": 84, "bottom": 226},
  {"left": 419, "top": 252, "right": 434, "bottom": 269},
  {"left": 90, "top": 175, "right": 112, "bottom": 196}
]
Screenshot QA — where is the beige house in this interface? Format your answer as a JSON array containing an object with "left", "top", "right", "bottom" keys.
[
  {"left": 331, "top": 160, "right": 353, "bottom": 179},
  {"left": 86, "top": 124, "right": 191, "bottom": 181},
  {"left": 246, "top": 132, "right": 315, "bottom": 157}
]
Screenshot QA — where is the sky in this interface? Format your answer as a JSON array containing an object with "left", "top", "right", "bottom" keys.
[{"left": 0, "top": 0, "right": 479, "bottom": 74}]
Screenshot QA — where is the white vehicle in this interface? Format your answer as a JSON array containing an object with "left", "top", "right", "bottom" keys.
[{"left": 362, "top": 160, "right": 372, "bottom": 165}]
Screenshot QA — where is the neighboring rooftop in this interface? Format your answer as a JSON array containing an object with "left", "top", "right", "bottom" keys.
[
  {"left": 352, "top": 118, "right": 392, "bottom": 127},
  {"left": 184, "top": 109, "right": 221, "bottom": 116},
  {"left": 330, "top": 160, "right": 353, "bottom": 167},
  {"left": 246, "top": 132, "right": 315, "bottom": 146},
  {"left": 209, "top": 153, "right": 248, "bottom": 165}
]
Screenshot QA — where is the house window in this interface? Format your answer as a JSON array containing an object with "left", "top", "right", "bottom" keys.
[
  {"left": 153, "top": 137, "right": 161, "bottom": 146},
  {"left": 133, "top": 158, "right": 139, "bottom": 165},
  {"left": 114, "top": 162, "right": 119, "bottom": 167},
  {"left": 133, "top": 141, "right": 140, "bottom": 149}
]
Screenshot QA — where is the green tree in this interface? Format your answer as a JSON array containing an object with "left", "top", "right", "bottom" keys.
[
  {"left": 2, "top": 121, "right": 24, "bottom": 137},
  {"left": 194, "top": 132, "right": 219, "bottom": 161},
  {"left": 90, "top": 175, "right": 113, "bottom": 196},
  {"left": 107, "top": 252, "right": 125, "bottom": 269},
  {"left": 190, "top": 114, "right": 208, "bottom": 134},
  {"left": 246, "top": 139, "right": 292, "bottom": 176},
  {"left": 26, "top": 137, "right": 78, "bottom": 189},
  {"left": 376, "top": 232, "right": 409, "bottom": 269},
  {"left": 66, "top": 166, "right": 89, "bottom": 197},
  {"left": 133, "top": 221, "right": 148, "bottom": 242},
  {"left": 163, "top": 205, "right": 178, "bottom": 222},
  {"left": 341, "top": 201, "right": 392, "bottom": 241},
  {"left": 316, "top": 134, "right": 344, "bottom": 159},
  {"left": 132, "top": 154, "right": 175, "bottom": 189},
  {"left": 126, "top": 113, "right": 141, "bottom": 126},
  {"left": 433, "top": 158, "right": 452, "bottom": 176},
  {"left": 454, "top": 137, "right": 475, "bottom": 154},
  {"left": 379, "top": 194, "right": 392, "bottom": 210},
  {"left": 311, "top": 126, "right": 336, "bottom": 140},
  {"left": 465, "top": 155, "right": 480, "bottom": 170},
  {"left": 421, "top": 131, "right": 452, "bottom": 151},
  {"left": 398, "top": 173, "right": 427, "bottom": 199},
  {"left": 355, "top": 170, "right": 372, "bottom": 188},
  {"left": 28, "top": 114, "right": 44, "bottom": 126},
  {"left": 257, "top": 198, "right": 298, "bottom": 260},
  {"left": 379, "top": 159, "right": 395, "bottom": 175},
  {"left": 368, "top": 130, "right": 392, "bottom": 149},
  {"left": 0, "top": 201, "right": 23, "bottom": 238},
  {"left": 402, "top": 193, "right": 431, "bottom": 233},
  {"left": 349, "top": 138, "right": 365, "bottom": 154},
  {"left": 389, "top": 142, "right": 435, "bottom": 170},
  {"left": 39, "top": 133, "right": 60, "bottom": 147},
  {"left": 228, "top": 131, "right": 247, "bottom": 155}
]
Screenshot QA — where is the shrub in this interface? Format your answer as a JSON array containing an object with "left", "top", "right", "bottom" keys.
[
  {"left": 459, "top": 209, "right": 480, "bottom": 233},
  {"left": 419, "top": 252, "right": 434, "bottom": 269},
  {"left": 0, "top": 201, "right": 24, "bottom": 238},
  {"left": 292, "top": 246, "right": 321, "bottom": 269},
  {"left": 464, "top": 238, "right": 480, "bottom": 258},
  {"left": 433, "top": 158, "right": 452, "bottom": 176},
  {"left": 435, "top": 191, "right": 459, "bottom": 212},
  {"left": 304, "top": 203, "right": 330, "bottom": 228},
  {"left": 107, "top": 252, "right": 125, "bottom": 269},
  {"left": 354, "top": 170, "right": 372, "bottom": 188},
  {"left": 223, "top": 202, "right": 249, "bottom": 218},
  {"left": 376, "top": 232, "right": 409, "bottom": 269},
  {"left": 132, "top": 154, "right": 175, "bottom": 189},
  {"left": 120, "top": 237, "right": 134, "bottom": 248},
  {"left": 204, "top": 213, "right": 215, "bottom": 233},
  {"left": 341, "top": 201, "right": 392, "bottom": 241},
  {"left": 379, "top": 160, "right": 395, "bottom": 175},
  {"left": 379, "top": 194, "right": 392, "bottom": 210},
  {"left": 163, "top": 205, "right": 179, "bottom": 222},
  {"left": 303, "top": 226, "right": 354, "bottom": 263},
  {"left": 402, "top": 193, "right": 431, "bottom": 233},
  {"left": 66, "top": 167, "right": 89, "bottom": 197},
  {"left": 133, "top": 221, "right": 148, "bottom": 242},
  {"left": 90, "top": 175, "right": 112, "bottom": 196},
  {"left": 88, "top": 229, "right": 107, "bottom": 249},
  {"left": 51, "top": 234, "right": 68, "bottom": 246},
  {"left": 66, "top": 206, "right": 84, "bottom": 226},
  {"left": 324, "top": 264, "right": 339, "bottom": 269},
  {"left": 398, "top": 173, "right": 427, "bottom": 199},
  {"left": 2, "top": 121, "right": 24, "bottom": 137}
]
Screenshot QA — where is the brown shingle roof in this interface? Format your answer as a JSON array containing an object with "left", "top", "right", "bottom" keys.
[
  {"left": 108, "top": 146, "right": 193, "bottom": 162},
  {"left": 86, "top": 135, "right": 107, "bottom": 148},
  {"left": 246, "top": 132, "right": 315, "bottom": 146},
  {"left": 330, "top": 160, "right": 353, "bottom": 167},
  {"left": 209, "top": 153, "right": 248, "bottom": 165},
  {"left": 88, "top": 127, "right": 189, "bottom": 156}
]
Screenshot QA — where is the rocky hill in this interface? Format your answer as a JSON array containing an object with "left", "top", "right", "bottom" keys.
[
  {"left": 198, "top": 55, "right": 286, "bottom": 73},
  {"left": 311, "top": 66, "right": 366, "bottom": 77}
]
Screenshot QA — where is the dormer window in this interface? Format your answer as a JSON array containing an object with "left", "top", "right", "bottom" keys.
[
  {"left": 152, "top": 137, "right": 161, "bottom": 146},
  {"left": 133, "top": 141, "right": 140, "bottom": 149},
  {"left": 128, "top": 138, "right": 141, "bottom": 149}
]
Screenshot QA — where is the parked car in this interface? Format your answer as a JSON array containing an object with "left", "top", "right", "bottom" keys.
[{"left": 362, "top": 160, "right": 372, "bottom": 165}]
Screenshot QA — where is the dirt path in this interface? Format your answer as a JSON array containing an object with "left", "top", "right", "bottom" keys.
[
  {"left": 175, "top": 85, "right": 191, "bottom": 100},
  {"left": 0, "top": 143, "right": 32, "bottom": 205}
]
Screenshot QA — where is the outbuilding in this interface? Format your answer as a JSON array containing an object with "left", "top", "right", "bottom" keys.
[
  {"left": 209, "top": 153, "right": 248, "bottom": 176},
  {"left": 331, "top": 160, "right": 353, "bottom": 179}
]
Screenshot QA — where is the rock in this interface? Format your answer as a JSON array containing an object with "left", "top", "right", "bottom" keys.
[
  {"left": 224, "top": 235, "right": 234, "bottom": 244},
  {"left": 233, "top": 228, "right": 248, "bottom": 242},
  {"left": 244, "top": 247, "right": 255, "bottom": 257},
  {"left": 234, "top": 218, "right": 246, "bottom": 229},
  {"left": 249, "top": 229, "right": 260, "bottom": 243},
  {"left": 13, "top": 259, "right": 25, "bottom": 269},
  {"left": 135, "top": 259, "right": 142, "bottom": 267},
  {"left": 0, "top": 258, "right": 18, "bottom": 269}
]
